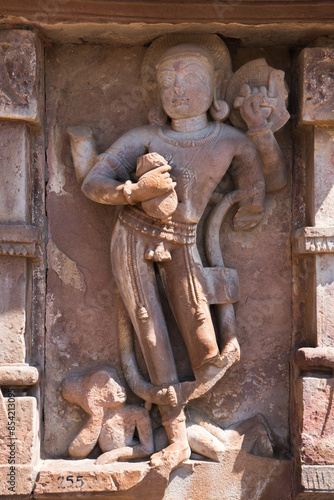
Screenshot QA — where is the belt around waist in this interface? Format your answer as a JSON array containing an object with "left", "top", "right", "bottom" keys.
[{"left": 119, "top": 206, "right": 197, "bottom": 245}]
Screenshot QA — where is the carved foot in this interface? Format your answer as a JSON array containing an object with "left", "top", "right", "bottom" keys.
[
  {"left": 220, "top": 338, "right": 241, "bottom": 363},
  {"left": 95, "top": 449, "right": 120, "bottom": 465},
  {"left": 150, "top": 443, "right": 191, "bottom": 472}
]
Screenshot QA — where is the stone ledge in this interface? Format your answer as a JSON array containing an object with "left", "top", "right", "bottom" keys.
[
  {"left": 0, "top": 224, "right": 41, "bottom": 258},
  {"left": 33, "top": 453, "right": 292, "bottom": 500},
  {"left": 293, "top": 227, "right": 334, "bottom": 254},
  {"left": 2, "top": 0, "right": 334, "bottom": 24},
  {"left": 0, "top": 365, "right": 39, "bottom": 386},
  {"left": 301, "top": 465, "right": 334, "bottom": 493}
]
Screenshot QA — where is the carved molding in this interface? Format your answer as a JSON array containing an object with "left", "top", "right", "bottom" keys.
[
  {"left": 0, "top": 31, "right": 42, "bottom": 124},
  {"left": 0, "top": 224, "right": 40, "bottom": 258},
  {"left": 294, "top": 227, "right": 334, "bottom": 254},
  {"left": 0, "top": 364, "right": 39, "bottom": 386},
  {"left": 2, "top": 0, "right": 334, "bottom": 23},
  {"left": 301, "top": 465, "right": 334, "bottom": 493},
  {"left": 298, "top": 48, "right": 334, "bottom": 126}
]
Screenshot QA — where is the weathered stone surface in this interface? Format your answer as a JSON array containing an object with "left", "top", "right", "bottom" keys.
[
  {"left": 165, "top": 453, "right": 292, "bottom": 500},
  {"left": 0, "top": 365, "right": 38, "bottom": 386},
  {"left": 0, "top": 396, "right": 38, "bottom": 466},
  {"left": 299, "top": 377, "right": 334, "bottom": 465},
  {"left": 44, "top": 39, "right": 292, "bottom": 474},
  {"left": 298, "top": 48, "right": 334, "bottom": 126},
  {"left": 34, "top": 460, "right": 150, "bottom": 495},
  {"left": 315, "top": 255, "right": 334, "bottom": 347},
  {"left": 0, "top": 257, "right": 27, "bottom": 364},
  {"left": 0, "top": 30, "right": 42, "bottom": 124},
  {"left": 34, "top": 460, "right": 170, "bottom": 500},
  {"left": 0, "top": 464, "right": 34, "bottom": 496},
  {"left": 0, "top": 122, "right": 29, "bottom": 224},
  {"left": 301, "top": 465, "right": 334, "bottom": 493},
  {"left": 33, "top": 454, "right": 291, "bottom": 500},
  {"left": 312, "top": 128, "right": 334, "bottom": 228},
  {"left": 294, "top": 227, "right": 334, "bottom": 254},
  {"left": 44, "top": 43, "right": 146, "bottom": 457}
]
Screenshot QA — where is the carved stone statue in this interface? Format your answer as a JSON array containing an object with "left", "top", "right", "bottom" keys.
[
  {"left": 67, "top": 34, "right": 289, "bottom": 472},
  {"left": 62, "top": 368, "right": 154, "bottom": 463},
  {"left": 62, "top": 368, "right": 275, "bottom": 464}
]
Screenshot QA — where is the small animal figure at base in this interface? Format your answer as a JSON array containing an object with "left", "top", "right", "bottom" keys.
[{"left": 62, "top": 368, "right": 154, "bottom": 463}]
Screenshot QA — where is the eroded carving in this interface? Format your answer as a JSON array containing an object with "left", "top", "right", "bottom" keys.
[
  {"left": 62, "top": 368, "right": 154, "bottom": 463},
  {"left": 63, "top": 369, "right": 275, "bottom": 466},
  {"left": 67, "top": 34, "right": 289, "bottom": 475},
  {"left": 299, "top": 47, "right": 334, "bottom": 124},
  {"left": 0, "top": 31, "right": 41, "bottom": 123}
]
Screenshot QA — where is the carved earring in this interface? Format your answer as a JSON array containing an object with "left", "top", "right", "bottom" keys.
[
  {"left": 210, "top": 71, "right": 230, "bottom": 122},
  {"left": 210, "top": 98, "right": 230, "bottom": 122}
]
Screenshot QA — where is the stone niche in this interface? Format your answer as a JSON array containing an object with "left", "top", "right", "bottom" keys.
[{"left": 0, "top": 3, "right": 333, "bottom": 500}]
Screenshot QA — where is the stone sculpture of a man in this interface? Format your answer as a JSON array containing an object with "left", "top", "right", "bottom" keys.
[{"left": 75, "top": 34, "right": 287, "bottom": 471}]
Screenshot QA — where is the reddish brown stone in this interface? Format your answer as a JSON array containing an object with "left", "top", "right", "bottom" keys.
[{"left": 299, "top": 377, "right": 334, "bottom": 465}]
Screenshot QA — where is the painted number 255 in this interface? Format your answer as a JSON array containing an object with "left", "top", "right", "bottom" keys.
[{"left": 57, "top": 475, "right": 84, "bottom": 489}]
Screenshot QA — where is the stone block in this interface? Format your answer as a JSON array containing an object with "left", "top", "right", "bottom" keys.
[
  {"left": 0, "top": 464, "right": 34, "bottom": 496},
  {"left": 298, "top": 47, "right": 334, "bottom": 126},
  {"left": 313, "top": 128, "right": 334, "bottom": 228},
  {"left": 301, "top": 465, "right": 334, "bottom": 496},
  {"left": 0, "top": 396, "right": 37, "bottom": 496},
  {"left": 0, "top": 257, "right": 27, "bottom": 364},
  {"left": 316, "top": 254, "right": 334, "bottom": 347},
  {"left": 0, "top": 396, "right": 38, "bottom": 466},
  {"left": 34, "top": 453, "right": 292, "bottom": 500},
  {"left": 34, "top": 460, "right": 151, "bottom": 497},
  {"left": 0, "top": 30, "right": 42, "bottom": 124},
  {"left": 0, "top": 122, "right": 30, "bottom": 225},
  {"left": 299, "top": 377, "right": 334, "bottom": 465}
]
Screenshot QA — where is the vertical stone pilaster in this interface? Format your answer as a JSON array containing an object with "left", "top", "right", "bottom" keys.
[
  {"left": 0, "top": 30, "right": 44, "bottom": 497},
  {"left": 293, "top": 47, "right": 334, "bottom": 498}
]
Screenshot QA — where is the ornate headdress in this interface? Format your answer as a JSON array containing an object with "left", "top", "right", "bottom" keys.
[{"left": 140, "top": 34, "right": 232, "bottom": 124}]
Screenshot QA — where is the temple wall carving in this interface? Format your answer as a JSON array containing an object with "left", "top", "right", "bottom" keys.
[{"left": 0, "top": 6, "right": 333, "bottom": 498}]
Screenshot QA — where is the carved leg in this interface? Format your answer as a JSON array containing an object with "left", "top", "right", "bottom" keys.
[
  {"left": 159, "top": 244, "right": 220, "bottom": 371},
  {"left": 111, "top": 222, "right": 178, "bottom": 387},
  {"left": 151, "top": 405, "right": 191, "bottom": 472}
]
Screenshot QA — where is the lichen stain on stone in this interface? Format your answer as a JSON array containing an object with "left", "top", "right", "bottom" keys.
[{"left": 47, "top": 240, "right": 86, "bottom": 292}]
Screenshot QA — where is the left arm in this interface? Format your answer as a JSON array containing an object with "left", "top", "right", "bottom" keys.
[{"left": 239, "top": 85, "right": 287, "bottom": 192}]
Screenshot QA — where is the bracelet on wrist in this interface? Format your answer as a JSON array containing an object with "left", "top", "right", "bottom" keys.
[
  {"left": 123, "top": 180, "right": 136, "bottom": 205},
  {"left": 246, "top": 123, "right": 272, "bottom": 137}
]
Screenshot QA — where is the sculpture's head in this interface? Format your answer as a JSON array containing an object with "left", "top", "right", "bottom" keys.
[
  {"left": 141, "top": 35, "right": 233, "bottom": 125},
  {"left": 156, "top": 44, "right": 214, "bottom": 120}
]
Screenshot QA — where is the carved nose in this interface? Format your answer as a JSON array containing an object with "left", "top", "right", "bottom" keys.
[{"left": 174, "top": 76, "right": 184, "bottom": 96}]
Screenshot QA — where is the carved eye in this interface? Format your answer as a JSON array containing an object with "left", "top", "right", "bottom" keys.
[
  {"left": 183, "top": 73, "right": 201, "bottom": 85},
  {"left": 160, "top": 78, "right": 173, "bottom": 90}
]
